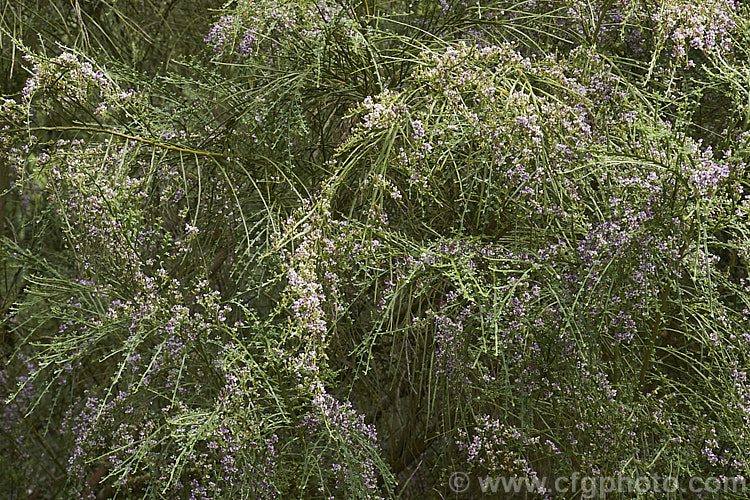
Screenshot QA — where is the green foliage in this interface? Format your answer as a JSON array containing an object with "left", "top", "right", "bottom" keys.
[{"left": 3, "top": 0, "right": 750, "bottom": 498}]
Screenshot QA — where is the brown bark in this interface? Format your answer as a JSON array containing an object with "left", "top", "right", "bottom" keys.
[{"left": 0, "top": 158, "right": 7, "bottom": 239}]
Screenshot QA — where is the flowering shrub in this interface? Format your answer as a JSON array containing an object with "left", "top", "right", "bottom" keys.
[
  {"left": 655, "top": 0, "right": 738, "bottom": 61},
  {"left": 3, "top": 0, "right": 750, "bottom": 498}
]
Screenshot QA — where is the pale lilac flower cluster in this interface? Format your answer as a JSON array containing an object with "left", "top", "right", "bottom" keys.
[
  {"left": 43, "top": 141, "right": 149, "bottom": 276},
  {"left": 456, "top": 415, "right": 549, "bottom": 494},
  {"left": 275, "top": 191, "right": 384, "bottom": 388},
  {"left": 301, "top": 392, "right": 382, "bottom": 497},
  {"left": 385, "top": 44, "right": 623, "bottom": 227},
  {"left": 562, "top": 0, "right": 737, "bottom": 62},
  {"left": 204, "top": 15, "right": 236, "bottom": 54},
  {"left": 277, "top": 203, "right": 331, "bottom": 387},
  {"left": 564, "top": 0, "right": 649, "bottom": 52},
  {"left": 429, "top": 304, "right": 472, "bottom": 381},
  {"left": 0, "top": 355, "right": 36, "bottom": 483},
  {"left": 0, "top": 98, "right": 25, "bottom": 151},
  {"left": 655, "top": 0, "right": 737, "bottom": 60},
  {"left": 359, "top": 91, "right": 410, "bottom": 131},
  {"left": 682, "top": 141, "right": 743, "bottom": 196},
  {"left": 22, "top": 52, "right": 111, "bottom": 106},
  {"left": 204, "top": 0, "right": 350, "bottom": 61}
]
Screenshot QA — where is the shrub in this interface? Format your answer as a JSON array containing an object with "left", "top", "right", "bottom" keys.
[{"left": 3, "top": 0, "right": 750, "bottom": 498}]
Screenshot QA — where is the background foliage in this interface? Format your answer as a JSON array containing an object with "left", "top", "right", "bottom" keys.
[{"left": 3, "top": 0, "right": 750, "bottom": 498}]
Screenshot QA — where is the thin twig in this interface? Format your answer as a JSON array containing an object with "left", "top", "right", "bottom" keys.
[{"left": 8, "top": 126, "right": 227, "bottom": 157}]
